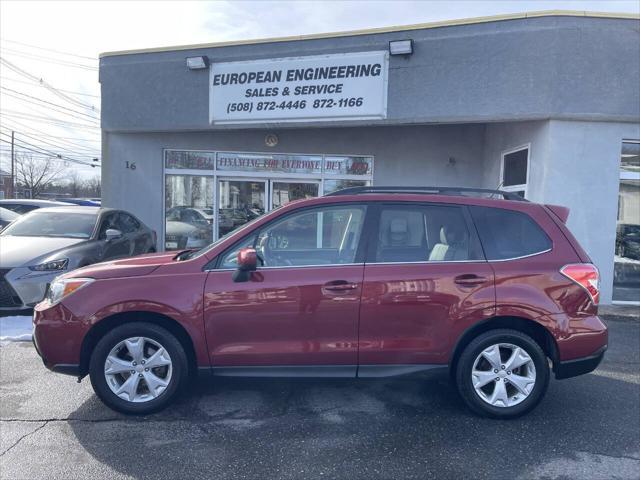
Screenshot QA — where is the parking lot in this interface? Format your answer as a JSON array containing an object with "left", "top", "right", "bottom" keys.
[{"left": 0, "top": 317, "right": 637, "bottom": 480}]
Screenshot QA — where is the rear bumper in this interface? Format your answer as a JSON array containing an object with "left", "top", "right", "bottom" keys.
[{"left": 554, "top": 345, "right": 607, "bottom": 379}]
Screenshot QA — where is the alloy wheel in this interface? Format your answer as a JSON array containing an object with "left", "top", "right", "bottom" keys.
[
  {"left": 104, "top": 336, "right": 173, "bottom": 403},
  {"left": 471, "top": 343, "right": 536, "bottom": 408}
]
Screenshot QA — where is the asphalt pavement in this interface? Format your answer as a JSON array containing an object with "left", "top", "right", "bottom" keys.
[{"left": 0, "top": 318, "right": 638, "bottom": 480}]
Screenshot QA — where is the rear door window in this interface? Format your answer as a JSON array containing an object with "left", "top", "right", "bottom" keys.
[
  {"left": 372, "top": 204, "right": 483, "bottom": 263},
  {"left": 470, "top": 206, "right": 551, "bottom": 260}
]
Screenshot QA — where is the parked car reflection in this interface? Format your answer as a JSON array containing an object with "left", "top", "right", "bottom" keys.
[{"left": 165, "top": 206, "right": 213, "bottom": 250}]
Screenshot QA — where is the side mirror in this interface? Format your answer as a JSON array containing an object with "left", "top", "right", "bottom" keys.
[
  {"left": 232, "top": 247, "right": 257, "bottom": 282},
  {"left": 105, "top": 228, "right": 123, "bottom": 242}
]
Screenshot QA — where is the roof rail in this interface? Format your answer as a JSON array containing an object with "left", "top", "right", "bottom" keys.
[{"left": 325, "top": 186, "right": 527, "bottom": 201}]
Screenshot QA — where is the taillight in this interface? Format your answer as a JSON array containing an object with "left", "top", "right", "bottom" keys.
[{"left": 560, "top": 263, "right": 600, "bottom": 305}]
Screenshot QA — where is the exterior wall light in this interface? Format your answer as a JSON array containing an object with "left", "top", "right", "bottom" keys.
[
  {"left": 389, "top": 39, "right": 413, "bottom": 56},
  {"left": 186, "top": 56, "right": 209, "bottom": 70}
]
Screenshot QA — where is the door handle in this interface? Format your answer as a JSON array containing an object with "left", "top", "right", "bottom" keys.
[
  {"left": 454, "top": 274, "right": 487, "bottom": 286},
  {"left": 322, "top": 281, "right": 358, "bottom": 292}
]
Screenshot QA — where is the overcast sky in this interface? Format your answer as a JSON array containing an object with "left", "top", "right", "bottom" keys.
[{"left": 1, "top": 0, "right": 638, "bottom": 180}]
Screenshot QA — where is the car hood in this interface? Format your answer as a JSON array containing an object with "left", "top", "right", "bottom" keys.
[
  {"left": 166, "top": 221, "right": 202, "bottom": 236},
  {"left": 0, "top": 235, "right": 86, "bottom": 268},
  {"left": 66, "top": 251, "right": 178, "bottom": 280}
]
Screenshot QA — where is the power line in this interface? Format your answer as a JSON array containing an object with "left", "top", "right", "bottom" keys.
[
  {"left": 1, "top": 110, "right": 100, "bottom": 130},
  {"left": 0, "top": 57, "right": 100, "bottom": 113},
  {"left": 0, "top": 117, "right": 100, "bottom": 144},
  {"left": 1, "top": 86, "right": 100, "bottom": 121},
  {"left": 0, "top": 134, "right": 100, "bottom": 167},
  {"left": 1, "top": 38, "right": 97, "bottom": 61},
  {"left": 0, "top": 76, "right": 100, "bottom": 98},
  {"left": 0, "top": 129, "right": 100, "bottom": 156},
  {"left": 1, "top": 48, "right": 98, "bottom": 71},
  {"left": 0, "top": 130, "right": 100, "bottom": 159},
  {"left": 0, "top": 132, "right": 100, "bottom": 161},
  {"left": 3, "top": 128, "right": 100, "bottom": 155}
]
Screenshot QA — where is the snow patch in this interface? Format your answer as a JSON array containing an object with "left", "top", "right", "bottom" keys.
[{"left": 0, "top": 315, "right": 33, "bottom": 344}]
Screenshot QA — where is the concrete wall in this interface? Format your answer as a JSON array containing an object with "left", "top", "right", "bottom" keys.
[
  {"left": 483, "top": 120, "right": 640, "bottom": 303},
  {"left": 100, "top": 16, "right": 640, "bottom": 131}
]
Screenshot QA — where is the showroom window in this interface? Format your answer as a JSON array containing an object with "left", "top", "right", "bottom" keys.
[
  {"left": 501, "top": 145, "right": 529, "bottom": 199},
  {"left": 163, "top": 149, "right": 373, "bottom": 250},
  {"left": 613, "top": 140, "right": 640, "bottom": 303},
  {"left": 164, "top": 151, "right": 215, "bottom": 251}
]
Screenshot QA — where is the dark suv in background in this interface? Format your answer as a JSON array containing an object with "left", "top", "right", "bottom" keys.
[{"left": 33, "top": 187, "right": 606, "bottom": 418}]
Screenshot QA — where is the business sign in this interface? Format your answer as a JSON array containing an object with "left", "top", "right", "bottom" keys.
[
  {"left": 209, "top": 51, "right": 388, "bottom": 125},
  {"left": 216, "top": 152, "right": 373, "bottom": 176},
  {"left": 217, "top": 152, "right": 323, "bottom": 174}
]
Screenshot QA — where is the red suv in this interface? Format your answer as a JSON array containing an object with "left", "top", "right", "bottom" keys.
[{"left": 33, "top": 187, "right": 607, "bottom": 418}]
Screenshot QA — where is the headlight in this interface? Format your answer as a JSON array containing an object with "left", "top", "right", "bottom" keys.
[
  {"left": 29, "top": 258, "right": 69, "bottom": 272},
  {"left": 46, "top": 277, "right": 94, "bottom": 306}
]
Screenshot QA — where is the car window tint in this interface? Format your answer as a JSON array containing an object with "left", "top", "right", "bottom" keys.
[
  {"left": 1, "top": 211, "right": 96, "bottom": 238},
  {"left": 118, "top": 213, "right": 140, "bottom": 233},
  {"left": 218, "top": 233, "right": 259, "bottom": 268},
  {"left": 98, "top": 212, "right": 119, "bottom": 239},
  {"left": 470, "top": 206, "right": 551, "bottom": 260},
  {"left": 2, "top": 204, "right": 37, "bottom": 214},
  {"left": 374, "top": 205, "right": 478, "bottom": 263}
]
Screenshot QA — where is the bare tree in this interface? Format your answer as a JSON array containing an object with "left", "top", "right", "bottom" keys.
[
  {"left": 15, "top": 154, "right": 66, "bottom": 198},
  {"left": 66, "top": 171, "right": 82, "bottom": 197},
  {"left": 83, "top": 175, "right": 101, "bottom": 198}
]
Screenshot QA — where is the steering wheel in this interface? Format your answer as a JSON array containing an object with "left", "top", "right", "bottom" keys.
[{"left": 256, "top": 234, "right": 293, "bottom": 267}]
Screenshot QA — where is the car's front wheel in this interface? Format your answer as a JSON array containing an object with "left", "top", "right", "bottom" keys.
[
  {"left": 455, "top": 329, "right": 549, "bottom": 419},
  {"left": 89, "top": 322, "right": 188, "bottom": 414}
]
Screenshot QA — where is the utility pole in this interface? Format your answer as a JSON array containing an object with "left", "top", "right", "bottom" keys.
[{"left": 10, "top": 130, "right": 15, "bottom": 198}]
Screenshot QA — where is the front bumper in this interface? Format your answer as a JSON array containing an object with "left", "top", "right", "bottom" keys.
[
  {"left": 554, "top": 345, "right": 607, "bottom": 379},
  {"left": 33, "top": 301, "right": 85, "bottom": 376},
  {"left": 1, "top": 268, "right": 60, "bottom": 310}
]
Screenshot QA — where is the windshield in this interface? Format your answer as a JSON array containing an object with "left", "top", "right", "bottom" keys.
[{"left": 0, "top": 211, "right": 97, "bottom": 238}]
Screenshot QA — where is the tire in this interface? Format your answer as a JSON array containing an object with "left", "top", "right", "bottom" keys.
[
  {"left": 89, "top": 322, "right": 189, "bottom": 415},
  {"left": 455, "top": 329, "right": 549, "bottom": 419}
]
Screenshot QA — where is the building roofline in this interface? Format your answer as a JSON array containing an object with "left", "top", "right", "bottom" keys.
[{"left": 99, "top": 10, "right": 640, "bottom": 58}]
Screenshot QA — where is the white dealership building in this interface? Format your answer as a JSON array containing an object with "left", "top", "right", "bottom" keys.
[{"left": 99, "top": 11, "right": 640, "bottom": 304}]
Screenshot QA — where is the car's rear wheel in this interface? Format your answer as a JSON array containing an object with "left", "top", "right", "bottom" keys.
[
  {"left": 89, "top": 322, "right": 188, "bottom": 414},
  {"left": 455, "top": 329, "right": 549, "bottom": 418}
]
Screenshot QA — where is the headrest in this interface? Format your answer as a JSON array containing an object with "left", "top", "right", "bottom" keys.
[
  {"left": 440, "top": 224, "right": 467, "bottom": 245},
  {"left": 390, "top": 218, "right": 408, "bottom": 234}
]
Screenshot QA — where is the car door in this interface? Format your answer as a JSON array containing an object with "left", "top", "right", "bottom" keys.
[
  {"left": 358, "top": 203, "right": 495, "bottom": 370},
  {"left": 97, "top": 211, "right": 131, "bottom": 260},
  {"left": 118, "top": 212, "right": 147, "bottom": 255},
  {"left": 203, "top": 204, "right": 368, "bottom": 373}
]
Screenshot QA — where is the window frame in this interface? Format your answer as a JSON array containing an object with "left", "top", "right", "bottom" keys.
[
  {"left": 210, "top": 202, "right": 372, "bottom": 270},
  {"left": 500, "top": 144, "right": 530, "bottom": 199},
  {"left": 612, "top": 139, "right": 640, "bottom": 305},
  {"left": 364, "top": 202, "right": 486, "bottom": 265}
]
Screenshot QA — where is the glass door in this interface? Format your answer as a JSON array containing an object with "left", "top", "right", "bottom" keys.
[
  {"left": 271, "top": 180, "right": 320, "bottom": 209},
  {"left": 613, "top": 141, "right": 640, "bottom": 303},
  {"left": 217, "top": 179, "right": 267, "bottom": 239},
  {"left": 165, "top": 175, "right": 214, "bottom": 251}
]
